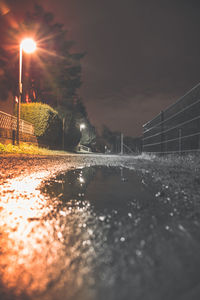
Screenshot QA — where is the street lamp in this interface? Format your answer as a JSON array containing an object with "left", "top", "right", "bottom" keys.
[
  {"left": 17, "top": 38, "right": 36, "bottom": 145},
  {"left": 78, "top": 123, "right": 86, "bottom": 152},
  {"left": 80, "top": 123, "right": 86, "bottom": 131}
]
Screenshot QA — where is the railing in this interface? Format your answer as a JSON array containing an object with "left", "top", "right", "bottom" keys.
[
  {"left": 0, "top": 110, "right": 34, "bottom": 135},
  {"left": 78, "top": 144, "right": 91, "bottom": 152},
  {"left": 142, "top": 83, "right": 200, "bottom": 154}
]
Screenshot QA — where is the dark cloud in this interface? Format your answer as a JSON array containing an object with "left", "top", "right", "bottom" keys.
[
  {"left": 86, "top": 88, "right": 178, "bottom": 136},
  {"left": 2, "top": 0, "right": 200, "bottom": 136},
  {"left": 46, "top": 0, "right": 200, "bottom": 136}
]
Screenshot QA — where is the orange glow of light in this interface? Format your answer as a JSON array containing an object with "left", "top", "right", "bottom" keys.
[
  {"left": 0, "top": 172, "right": 64, "bottom": 295},
  {"left": 21, "top": 38, "right": 36, "bottom": 54},
  {"left": 31, "top": 50, "right": 60, "bottom": 91},
  {"left": 0, "top": 0, "right": 10, "bottom": 16},
  {"left": 0, "top": 170, "right": 93, "bottom": 298}
]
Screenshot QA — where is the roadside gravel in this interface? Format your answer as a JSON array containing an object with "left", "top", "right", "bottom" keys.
[{"left": 1, "top": 153, "right": 200, "bottom": 300}]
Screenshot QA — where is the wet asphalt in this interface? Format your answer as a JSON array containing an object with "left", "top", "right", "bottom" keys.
[{"left": 0, "top": 154, "right": 200, "bottom": 300}]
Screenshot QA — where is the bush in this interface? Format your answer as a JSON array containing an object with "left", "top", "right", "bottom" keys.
[
  {"left": 0, "top": 143, "right": 6, "bottom": 152},
  {"left": 20, "top": 103, "right": 62, "bottom": 148}
]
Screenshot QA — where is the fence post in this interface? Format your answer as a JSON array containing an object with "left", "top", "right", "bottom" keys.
[
  {"left": 121, "top": 133, "right": 123, "bottom": 155},
  {"left": 21, "top": 120, "right": 23, "bottom": 134},
  {"left": 198, "top": 133, "right": 200, "bottom": 149},
  {"left": 11, "top": 115, "right": 16, "bottom": 145},
  {"left": 178, "top": 128, "right": 182, "bottom": 154},
  {"left": 160, "top": 111, "right": 164, "bottom": 153},
  {"left": 62, "top": 117, "right": 65, "bottom": 150}
]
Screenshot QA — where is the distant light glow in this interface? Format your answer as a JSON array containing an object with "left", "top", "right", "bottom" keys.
[
  {"left": 79, "top": 176, "right": 85, "bottom": 183},
  {"left": 0, "top": 1, "right": 10, "bottom": 16},
  {"left": 80, "top": 124, "right": 86, "bottom": 131},
  {"left": 21, "top": 38, "right": 36, "bottom": 54}
]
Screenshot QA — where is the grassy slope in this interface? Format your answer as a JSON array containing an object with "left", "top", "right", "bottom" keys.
[{"left": 0, "top": 143, "right": 70, "bottom": 156}]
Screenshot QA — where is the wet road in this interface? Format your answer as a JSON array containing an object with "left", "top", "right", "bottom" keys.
[{"left": 0, "top": 154, "right": 200, "bottom": 300}]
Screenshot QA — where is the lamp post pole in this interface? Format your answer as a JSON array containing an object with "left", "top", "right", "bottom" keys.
[
  {"left": 120, "top": 133, "right": 123, "bottom": 155},
  {"left": 16, "top": 38, "right": 36, "bottom": 145},
  {"left": 17, "top": 43, "right": 23, "bottom": 145},
  {"left": 79, "top": 123, "right": 86, "bottom": 152},
  {"left": 62, "top": 117, "right": 65, "bottom": 150}
]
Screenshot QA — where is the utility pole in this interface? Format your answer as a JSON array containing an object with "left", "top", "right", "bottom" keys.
[
  {"left": 178, "top": 128, "right": 182, "bottom": 154},
  {"left": 121, "top": 133, "right": 123, "bottom": 155},
  {"left": 62, "top": 117, "right": 65, "bottom": 150}
]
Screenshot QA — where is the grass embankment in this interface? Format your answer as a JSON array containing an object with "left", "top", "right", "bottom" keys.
[{"left": 0, "top": 143, "right": 69, "bottom": 156}]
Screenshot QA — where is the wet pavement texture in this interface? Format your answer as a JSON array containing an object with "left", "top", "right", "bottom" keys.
[{"left": 0, "top": 154, "right": 200, "bottom": 300}]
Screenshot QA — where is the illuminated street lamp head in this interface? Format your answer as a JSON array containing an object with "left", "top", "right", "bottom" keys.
[
  {"left": 80, "top": 123, "right": 86, "bottom": 131},
  {"left": 21, "top": 38, "right": 36, "bottom": 53}
]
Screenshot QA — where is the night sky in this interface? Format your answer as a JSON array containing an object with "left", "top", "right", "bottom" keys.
[{"left": 1, "top": 0, "right": 200, "bottom": 136}]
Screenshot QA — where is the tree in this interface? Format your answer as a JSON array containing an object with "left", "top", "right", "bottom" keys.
[
  {"left": 64, "top": 113, "right": 81, "bottom": 150},
  {"left": 0, "top": 4, "right": 85, "bottom": 107},
  {"left": 102, "top": 125, "right": 121, "bottom": 153},
  {"left": 72, "top": 98, "right": 96, "bottom": 146},
  {"left": 0, "top": 4, "right": 96, "bottom": 151},
  {"left": 0, "top": 47, "right": 16, "bottom": 101}
]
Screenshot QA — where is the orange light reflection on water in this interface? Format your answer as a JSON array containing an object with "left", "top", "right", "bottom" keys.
[{"left": 0, "top": 172, "right": 69, "bottom": 297}]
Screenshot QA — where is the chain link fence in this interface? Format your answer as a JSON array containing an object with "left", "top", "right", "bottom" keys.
[{"left": 142, "top": 83, "right": 200, "bottom": 154}]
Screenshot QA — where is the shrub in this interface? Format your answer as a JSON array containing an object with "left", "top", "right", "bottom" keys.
[
  {"left": 20, "top": 103, "right": 62, "bottom": 148},
  {"left": 0, "top": 143, "right": 6, "bottom": 152}
]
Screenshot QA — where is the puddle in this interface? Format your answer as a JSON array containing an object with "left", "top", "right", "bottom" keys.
[
  {"left": 42, "top": 166, "right": 156, "bottom": 215},
  {"left": 1, "top": 166, "right": 200, "bottom": 300},
  {"left": 40, "top": 166, "right": 200, "bottom": 300}
]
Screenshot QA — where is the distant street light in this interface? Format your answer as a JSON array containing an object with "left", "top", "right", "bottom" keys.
[
  {"left": 78, "top": 123, "right": 86, "bottom": 152},
  {"left": 17, "top": 38, "right": 36, "bottom": 145},
  {"left": 80, "top": 123, "right": 86, "bottom": 131}
]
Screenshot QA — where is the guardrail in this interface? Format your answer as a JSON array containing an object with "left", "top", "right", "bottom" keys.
[
  {"left": 142, "top": 83, "right": 200, "bottom": 154},
  {"left": 0, "top": 110, "right": 34, "bottom": 135},
  {"left": 78, "top": 144, "right": 91, "bottom": 152}
]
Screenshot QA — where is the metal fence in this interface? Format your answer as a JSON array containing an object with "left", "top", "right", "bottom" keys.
[
  {"left": 78, "top": 144, "right": 91, "bottom": 153},
  {"left": 0, "top": 110, "right": 34, "bottom": 135},
  {"left": 142, "top": 83, "right": 200, "bottom": 154}
]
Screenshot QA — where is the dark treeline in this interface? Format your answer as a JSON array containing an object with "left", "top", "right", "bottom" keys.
[
  {"left": 93, "top": 125, "right": 142, "bottom": 154},
  {"left": 0, "top": 3, "right": 95, "bottom": 150}
]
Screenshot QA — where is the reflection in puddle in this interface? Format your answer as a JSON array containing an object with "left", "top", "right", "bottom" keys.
[
  {"left": 0, "top": 167, "right": 200, "bottom": 300},
  {"left": 43, "top": 167, "right": 156, "bottom": 219},
  {"left": 0, "top": 172, "right": 69, "bottom": 298}
]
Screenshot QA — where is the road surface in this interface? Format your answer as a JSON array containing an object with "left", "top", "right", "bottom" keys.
[{"left": 0, "top": 153, "right": 200, "bottom": 300}]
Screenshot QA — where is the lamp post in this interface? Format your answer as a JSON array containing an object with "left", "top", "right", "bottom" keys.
[
  {"left": 120, "top": 133, "right": 123, "bottom": 155},
  {"left": 17, "top": 38, "right": 36, "bottom": 145},
  {"left": 78, "top": 123, "right": 86, "bottom": 152}
]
